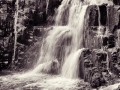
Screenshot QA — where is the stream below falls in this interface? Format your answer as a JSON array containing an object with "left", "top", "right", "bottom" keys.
[
  {"left": 0, "top": 72, "right": 120, "bottom": 90},
  {"left": 0, "top": 72, "right": 91, "bottom": 90}
]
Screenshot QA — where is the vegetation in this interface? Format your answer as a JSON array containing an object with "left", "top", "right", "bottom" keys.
[{"left": 0, "top": 0, "right": 62, "bottom": 71}]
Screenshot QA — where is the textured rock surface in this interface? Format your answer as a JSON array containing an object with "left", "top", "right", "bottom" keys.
[
  {"left": 84, "top": 5, "right": 120, "bottom": 49},
  {"left": 107, "top": 6, "right": 119, "bottom": 32},
  {"left": 113, "top": 0, "right": 120, "bottom": 5}
]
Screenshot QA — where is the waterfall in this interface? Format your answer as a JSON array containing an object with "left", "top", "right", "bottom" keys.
[
  {"left": 61, "top": 48, "right": 86, "bottom": 79},
  {"left": 61, "top": 4, "right": 88, "bottom": 78},
  {"left": 32, "top": 0, "right": 110, "bottom": 79}
]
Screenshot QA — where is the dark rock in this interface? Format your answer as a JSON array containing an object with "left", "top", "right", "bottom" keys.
[
  {"left": 91, "top": 72, "right": 105, "bottom": 88},
  {"left": 108, "top": 48, "right": 120, "bottom": 76},
  {"left": 116, "top": 30, "right": 120, "bottom": 47},
  {"left": 113, "top": 0, "right": 120, "bottom": 5},
  {"left": 84, "top": 59, "right": 91, "bottom": 68},
  {"left": 86, "top": 5, "right": 107, "bottom": 26},
  {"left": 84, "top": 8, "right": 108, "bottom": 49},
  {"left": 99, "top": 4, "right": 107, "bottom": 26},
  {"left": 79, "top": 48, "right": 92, "bottom": 79},
  {"left": 102, "top": 36, "right": 108, "bottom": 46},
  {"left": 108, "top": 34, "right": 116, "bottom": 48},
  {"left": 88, "top": 5, "right": 99, "bottom": 26},
  {"left": 91, "top": 49, "right": 109, "bottom": 74},
  {"left": 107, "top": 6, "right": 119, "bottom": 32},
  {"left": 83, "top": 26, "right": 103, "bottom": 49}
]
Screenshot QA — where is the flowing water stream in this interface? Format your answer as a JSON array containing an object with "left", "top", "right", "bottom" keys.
[
  {"left": 32, "top": 0, "right": 109, "bottom": 78},
  {"left": 1, "top": 0, "right": 119, "bottom": 90}
]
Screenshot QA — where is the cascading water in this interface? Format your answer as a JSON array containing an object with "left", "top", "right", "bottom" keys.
[
  {"left": 61, "top": 4, "right": 88, "bottom": 78},
  {"left": 32, "top": 0, "right": 110, "bottom": 79},
  {"left": 61, "top": 48, "right": 86, "bottom": 79},
  {"left": 32, "top": 0, "right": 89, "bottom": 79},
  {"left": 1, "top": 0, "right": 120, "bottom": 90}
]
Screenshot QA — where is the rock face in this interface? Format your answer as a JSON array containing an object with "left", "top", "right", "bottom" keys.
[
  {"left": 107, "top": 6, "right": 119, "bottom": 32},
  {"left": 84, "top": 4, "right": 120, "bottom": 49},
  {"left": 108, "top": 48, "right": 120, "bottom": 76},
  {"left": 79, "top": 49, "right": 107, "bottom": 88},
  {"left": 82, "top": 3, "right": 120, "bottom": 87},
  {"left": 88, "top": 5, "right": 99, "bottom": 26},
  {"left": 113, "top": 0, "right": 120, "bottom": 5},
  {"left": 99, "top": 4, "right": 107, "bottom": 26}
]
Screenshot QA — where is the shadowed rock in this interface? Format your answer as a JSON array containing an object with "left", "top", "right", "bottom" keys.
[
  {"left": 113, "top": 0, "right": 120, "bottom": 5},
  {"left": 108, "top": 34, "right": 116, "bottom": 48},
  {"left": 107, "top": 6, "right": 119, "bottom": 32}
]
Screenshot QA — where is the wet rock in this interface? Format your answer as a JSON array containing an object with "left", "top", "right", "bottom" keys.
[
  {"left": 102, "top": 36, "right": 108, "bottom": 50},
  {"left": 84, "top": 5, "right": 120, "bottom": 50},
  {"left": 32, "top": 59, "right": 59, "bottom": 74},
  {"left": 107, "top": 6, "right": 119, "bottom": 32},
  {"left": 86, "top": 4, "right": 107, "bottom": 26},
  {"left": 84, "top": 23, "right": 108, "bottom": 49},
  {"left": 102, "top": 70, "right": 111, "bottom": 82},
  {"left": 33, "top": 27, "right": 44, "bottom": 37},
  {"left": 92, "top": 50, "right": 107, "bottom": 71},
  {"left": 79, "top": 48, "right": 92, "bottom": 79},
  {"left": 87, "top": 5, "right": 99, "bottom": 26},
  {"left": 108, "top": 34, "right": 116, "bottom": 48},
  {"left": 99, "top": 4, "right": 107, "bottom": 26},
  {"left": 50, "top": 59, "right": 60, "bottom": 74},
  {"left": 108, "top": 48, "right": 120, "bottom": 76},
  {"left": 48, "top": 0, "right": 62, "bottom": 15},
  {"left": 93, "top": 35, "right": 103, "bottom": 49},
  {"left": 83, "top": 26, "right": 103, "bottom": 49},
  {"left": 102, "top": 36, "right": 108, "bottom": 46},
  {"left": 84, "top": 59, "right": 91, "bottom": 68},
  {"left": 100, "top": 61, "right": 107, "bottom": 72},
  {"left": 90, "top": 72, "right": 105, "bottom": 88},
  {"left": 80, "top": 48, "right": 108, "bottom": 88},
  {"left": 83, "top": 57, "right": 93, "bottom": 82},
  {"left": 113, "top": 0, "right": 120, "bottom": 5},
  {"left": 117, "top": 30, "right": 120, "bottom": 47}
]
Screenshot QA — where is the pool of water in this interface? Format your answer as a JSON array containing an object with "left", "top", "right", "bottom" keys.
[{"left": 0, "top": 72, "right": 90, "bottom": 90}]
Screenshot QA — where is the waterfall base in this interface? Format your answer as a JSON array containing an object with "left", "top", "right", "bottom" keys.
[{"left": 0, "top": 73, "right": 91, "bottom": 90}]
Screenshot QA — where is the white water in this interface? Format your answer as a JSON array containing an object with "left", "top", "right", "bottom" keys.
[
  {"left": 62, "top": 48, "right": 86, "bottom": 79},
  {"left": 32, "top": 0, "right": 89, "bottom": 79},
  {"left": 0, "top": 0, "right": 118, "bottom": 90},
  {"left": 32, "top": 0, "right": 112, "bottom": 79}
]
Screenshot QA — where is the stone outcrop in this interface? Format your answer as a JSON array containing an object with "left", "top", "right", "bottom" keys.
[
  {"left": 84, "top": 4, "right": 120, "bottom": 49},
  {"left": 79, "top": 49, "right": 108, "bottom": 88},
  {"left": 83, "top": 3, "right": 120, "bottom": 87},
  {"left": 108, "top": 48, "right": 120, "bottom": 77}
]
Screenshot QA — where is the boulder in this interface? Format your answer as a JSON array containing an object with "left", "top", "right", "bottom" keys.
[{"left": 32, "top": 59, "right": 60, "bottom": 74}]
